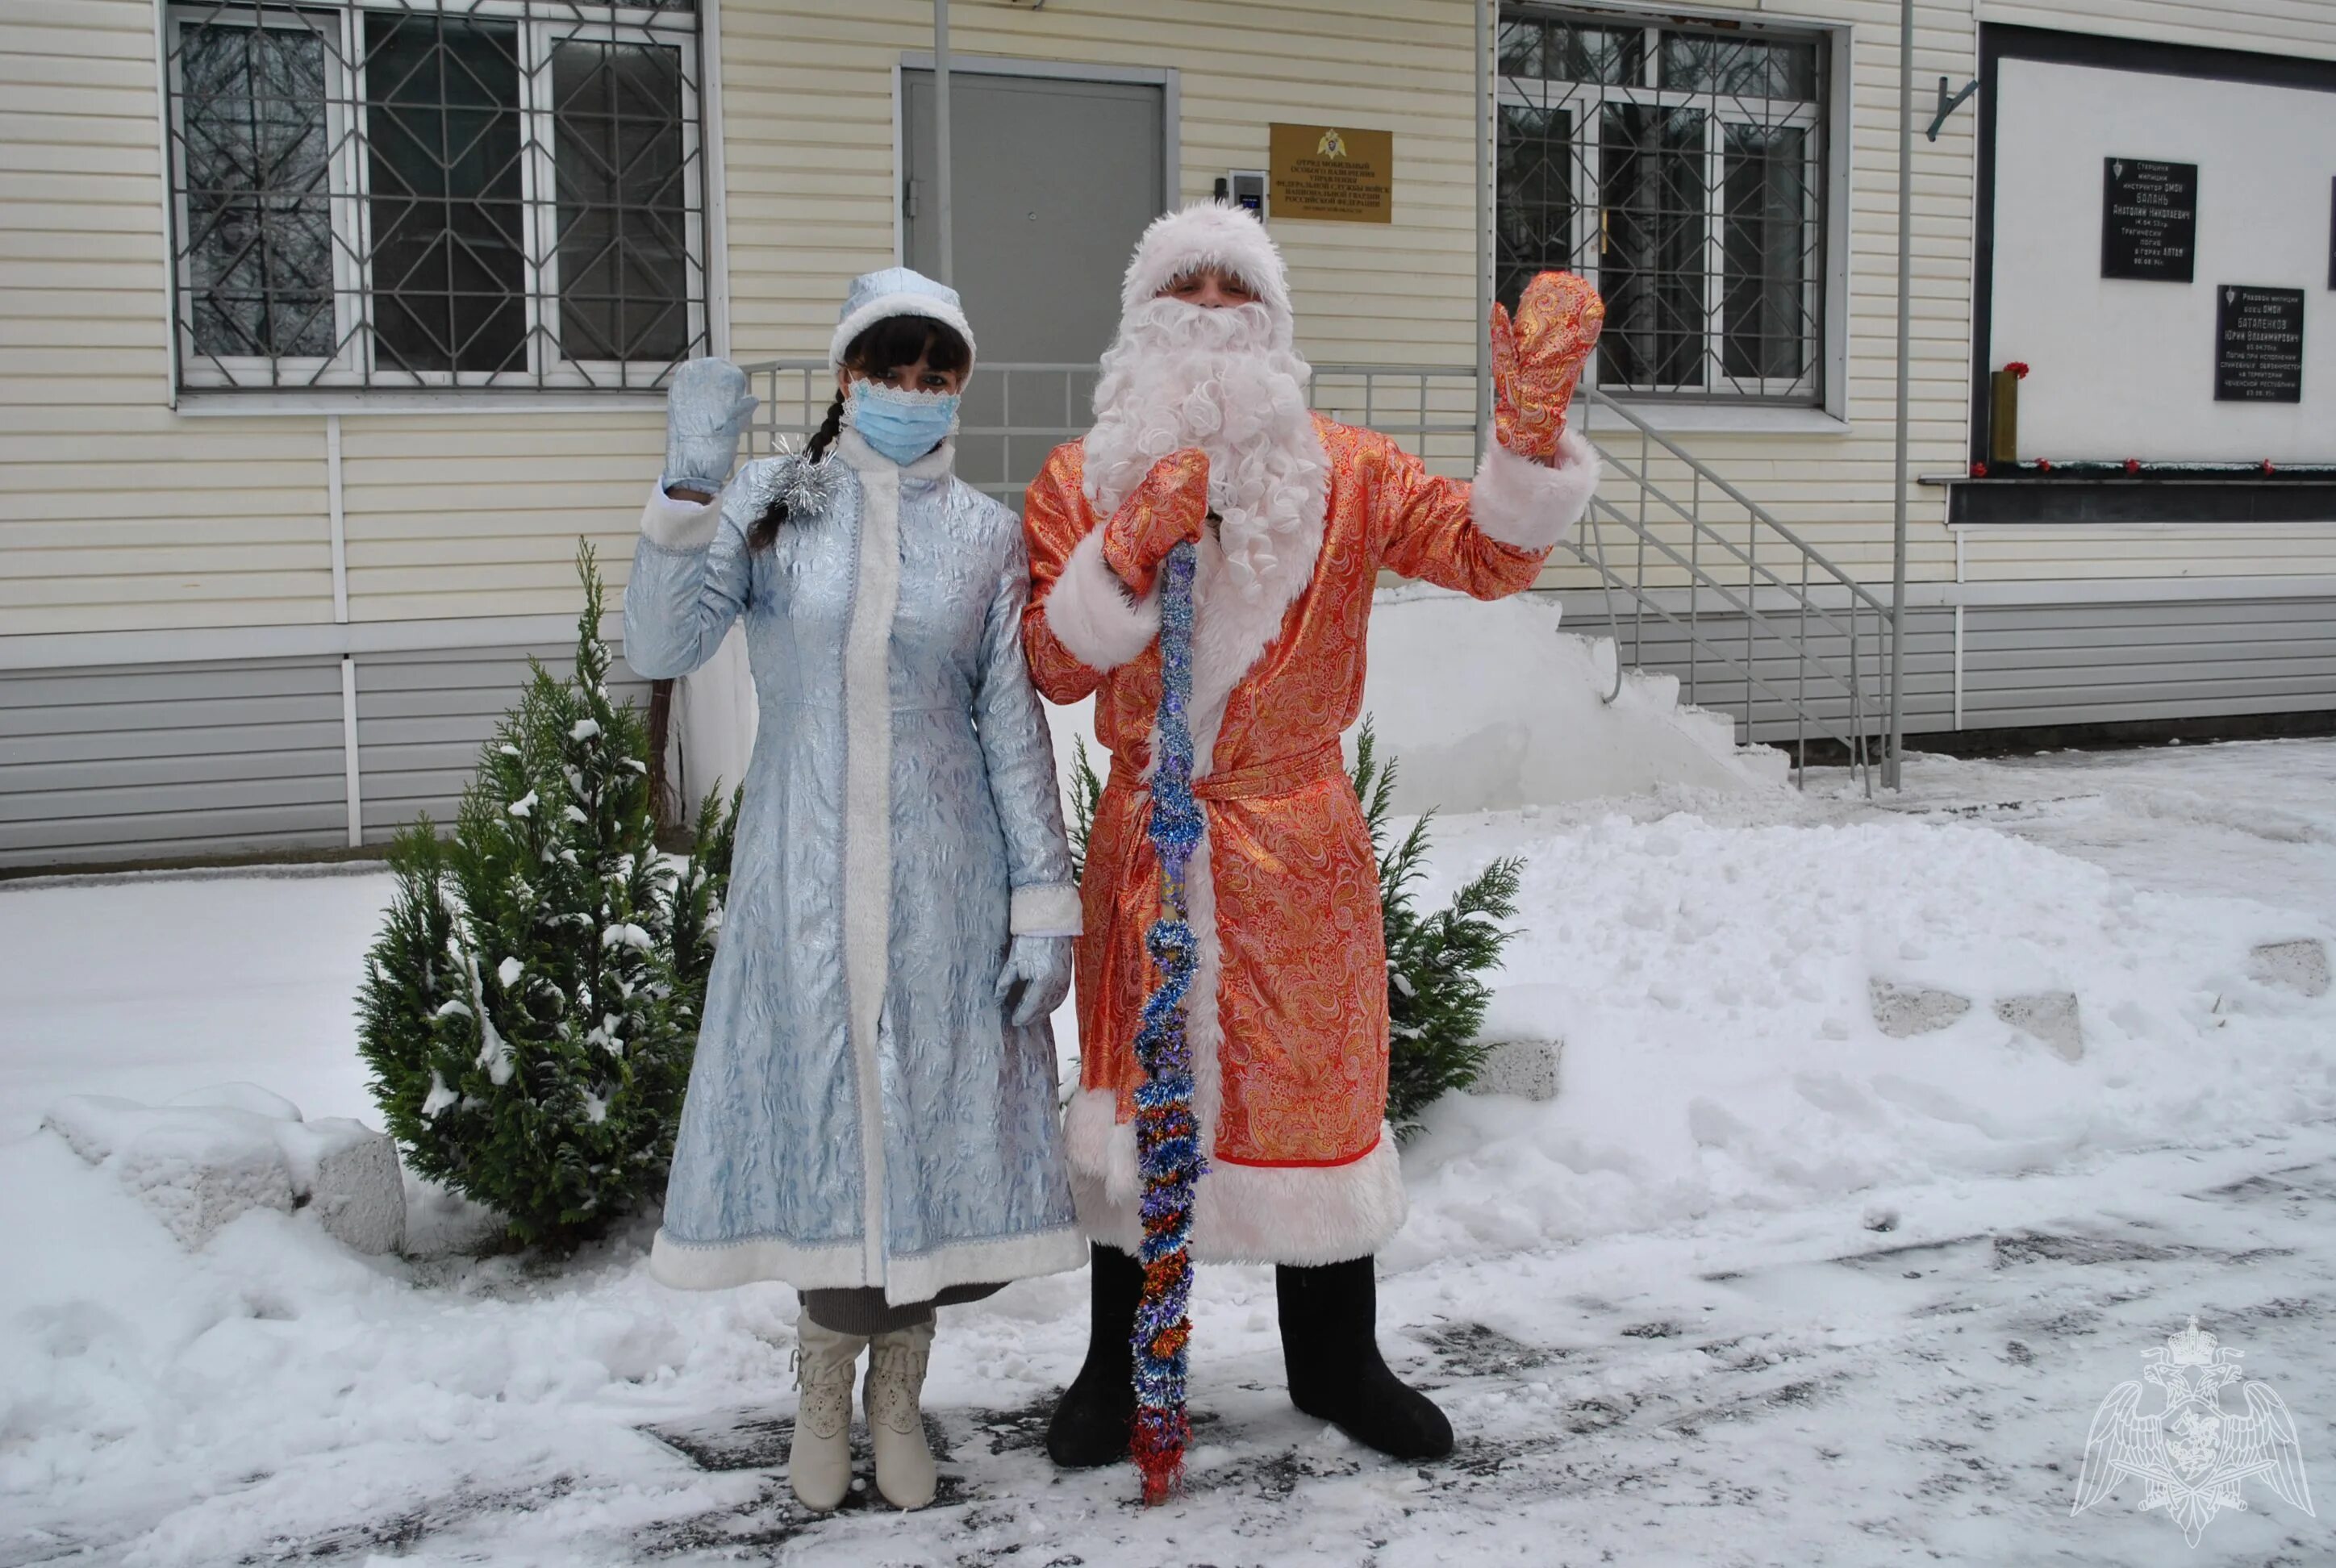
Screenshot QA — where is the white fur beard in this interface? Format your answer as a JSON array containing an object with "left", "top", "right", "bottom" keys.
[{"left": 1085, "top": 298, "right": 1329, "bottom": 605}]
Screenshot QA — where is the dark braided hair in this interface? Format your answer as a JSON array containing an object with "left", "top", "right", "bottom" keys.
[{"left": 748, "top": 313, "right": 972, "bottom": 550}]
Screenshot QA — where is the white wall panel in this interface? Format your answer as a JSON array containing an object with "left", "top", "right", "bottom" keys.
[{"left": 1991, "top": 57, "right": 2336, "bottom": 461}]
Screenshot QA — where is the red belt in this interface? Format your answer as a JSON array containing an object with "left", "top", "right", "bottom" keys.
[{"left": 1108, "top": 739, "right": 1345, "bottom": 803}]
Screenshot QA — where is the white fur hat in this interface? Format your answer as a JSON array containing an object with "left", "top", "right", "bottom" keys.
[
  {"left": 828, "top": 265, "right": 977, "bottom": 373},
  {"left": 1119, "top": 201, "right": 1294, "bottom": 339}
]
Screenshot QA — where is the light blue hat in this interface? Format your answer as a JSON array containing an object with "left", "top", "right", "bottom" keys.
[{"left": 828, "top": 266, "right": 977, "bottom": 373}]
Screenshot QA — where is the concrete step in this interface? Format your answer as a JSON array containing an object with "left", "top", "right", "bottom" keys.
[
  {"left": 1591, "top": 634, "right": 1798, "bottom": 792},
  {"left": 1674, "top": 700, "right": 1741, "bottom": 754},
  {"left": 1736, "top": 744, "right": 1793, "bottom": 787},
  {"left": 1616, "top": 664, "right": 1681, "bottom": 711}
]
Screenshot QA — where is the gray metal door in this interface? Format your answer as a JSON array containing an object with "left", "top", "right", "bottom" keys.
[{"left": 903, "top": 69, "right": 1165, "bottom": 501}]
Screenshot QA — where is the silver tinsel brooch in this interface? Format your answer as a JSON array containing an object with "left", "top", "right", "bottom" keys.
[{"left": 732, "top": 440, "right": 841, "bottom": 522}]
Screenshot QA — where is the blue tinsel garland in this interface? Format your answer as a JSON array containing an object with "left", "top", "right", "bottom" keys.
[{"left": 1129, "top": 539, "right": 1206, "bottom": 1504}]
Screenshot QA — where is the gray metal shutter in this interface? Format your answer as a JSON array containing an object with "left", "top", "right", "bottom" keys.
[
  {"left": 0, "top": 656, "right": 348, "bottom": 869},
  {"left": 356, "top": 645, "right": 653, "bottom": 842}
]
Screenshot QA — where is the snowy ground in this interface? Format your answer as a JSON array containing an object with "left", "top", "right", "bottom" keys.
[{"left": 4, "top": 740, "right": 2333, "bottom": 1566}]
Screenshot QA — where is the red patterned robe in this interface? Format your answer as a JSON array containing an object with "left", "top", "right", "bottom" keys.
[{"left": 1023, "top": 415, "right": 1600, "bottom": 1263}]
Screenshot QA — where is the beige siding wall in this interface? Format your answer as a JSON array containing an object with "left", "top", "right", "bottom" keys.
[
  {"left": 5, "top": 0, "right": 1479, "bottom": 644},
  {"left": 1, "top": 0, "right": 329, "bottom": 636},
  {"left": 6, "top": 0, "right": 2336, "bottom": 649},
  {"left": 0, "top": 0, "right": 661, "bottom": 644},
  {"left": 719, "top": 0, "right": 1973, "bottom": 591},
  {"left": 336, "top": 413, "right": 661, "bottom": 623},
  {"left": 718, "top": 0, "right": 1481, "bottom": 365},
  {"left": 722, "top": 0, "right": 2336, "bottom": 597}
]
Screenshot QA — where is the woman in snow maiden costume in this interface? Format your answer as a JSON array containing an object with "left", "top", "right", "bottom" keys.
[
  {"left": 624, "top": 268, "right": 1087, "bottom": 1513},
  {"left": 1024, "top": 206, "right": 1604, "bottom": 1466}
]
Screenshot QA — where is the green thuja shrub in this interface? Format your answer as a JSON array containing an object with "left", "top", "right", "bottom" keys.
[
  {"left": 1350, "top": 721, "right": 1525, "bottom": 1140},
  {"left": 358, "top": 544, "right": 737, "bottom": 1248},
  {"left": 1066, "top": 736, "right": 1105, "bottom": 886},
  {"left": 1064, "top": 719, "right": 1523, "bottom": 1141}
]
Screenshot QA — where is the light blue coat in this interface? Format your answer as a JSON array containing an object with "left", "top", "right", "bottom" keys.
[{"left": 624, "top": 429, "right": 1085, "bottom": 1301}]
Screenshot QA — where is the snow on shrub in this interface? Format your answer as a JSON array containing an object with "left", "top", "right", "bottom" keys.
[
  {"left": 357, "top": 545, "right": 737, "bottom": 1247},
  {"left": 1066, "top": 719, "right": 1522, "bottom": 1140}
]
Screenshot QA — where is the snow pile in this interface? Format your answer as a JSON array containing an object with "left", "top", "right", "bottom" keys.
[
  {"left": 1390, "top": 803, "right": 2336, "bottom": 1271},
  {"left": 1353, "top": 587, "right": 1786, "bottom": 811},
  {"left": 1871, "top": 739, "right": 2336, "bottom": 915},
  {"left": 42, "top": 1085, "right": 405, "bottom": 1254},
  {"left": 0, "top": 867, "right": 397, "bottom": 1142},
  {"left": 1036, "top": 587, "right": 1787, "bottom": 827},
  {"left": 0, "top": 1136, "right": 774, "bottom": 1566},
  {"left": 2, "top": 744, "right": 2334, "bottom": 1562}
]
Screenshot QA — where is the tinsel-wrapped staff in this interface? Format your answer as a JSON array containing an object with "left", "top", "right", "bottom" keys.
[{"left": 1128, "top": 533, "right": 1205, "bottom": 1503}]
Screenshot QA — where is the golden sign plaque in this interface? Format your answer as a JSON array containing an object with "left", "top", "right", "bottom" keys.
[{"left": 1267, "top": 123, "right": 1394, "bottom": 223}]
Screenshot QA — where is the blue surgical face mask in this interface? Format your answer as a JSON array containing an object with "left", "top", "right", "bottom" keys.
[{"left": 847, "top": 380, "right": 961, "bottom": 465}]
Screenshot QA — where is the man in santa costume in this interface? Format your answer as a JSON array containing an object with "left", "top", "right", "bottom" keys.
[{"left": 1022, "top": 202, "right": 1603, "bottom": 1466}]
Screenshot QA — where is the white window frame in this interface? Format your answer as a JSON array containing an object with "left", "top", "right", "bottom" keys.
[
  {"left": 532, "top": 15, "right": 708, "bottom": 390},
  {"left": 164, "top": 0, "right": 707, "bottom": 395},
  {"left": 1497, "top": 8, "right": 1829, "bottom": 406},
  {"left": 165, "top": 5, "right": 365, "bottom": 386}
]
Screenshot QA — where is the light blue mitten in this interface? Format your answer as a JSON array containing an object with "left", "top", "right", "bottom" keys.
[
  {"left": 662, "top": 357, "right": 759, "bottom": 495},
  {"left": 995, "top": 935, "right": 1075, "bottom": 1028}
]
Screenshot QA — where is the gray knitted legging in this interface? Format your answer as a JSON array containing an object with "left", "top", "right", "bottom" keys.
[{"left": 800, "top": 1281, "right": 1004, "bottom": 1336}]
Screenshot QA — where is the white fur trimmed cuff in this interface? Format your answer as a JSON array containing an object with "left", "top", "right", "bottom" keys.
[
  {"left": 1472, "top": 426, "right": 1601, "bottom": 552},
  {"left": 1042, "top": 528, "right": 1160, "bottom": 671},
  {"left": 1009, "top": 882, "right": 1082, "bottom": 937},
  {"left": 640, "top": 481, "right": 724, "bottom": 553}
]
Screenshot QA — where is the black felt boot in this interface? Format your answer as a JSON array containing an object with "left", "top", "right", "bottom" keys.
[
  {"left": 1045, "top": 1243, "right": 1144, "bottom": 1467},
  {"left": 1277, "top": 1254, "right": 1454, "bottom": 1460}
]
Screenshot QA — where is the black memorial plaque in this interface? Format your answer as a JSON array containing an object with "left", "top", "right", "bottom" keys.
[
  {"left": 2101, "top": 157, "right": 2197, "bottom": 281},
  {"left": 2213, "top": 285, "right": 2305, "bottom": 403}
]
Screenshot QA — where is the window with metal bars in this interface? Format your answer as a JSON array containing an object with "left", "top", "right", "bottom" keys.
[
  {"left": 1497, "top": 8, "right": 1826, "bottom": 404},
  {"left": 165, "top": 0, "right": 707, "bottom": 392}
]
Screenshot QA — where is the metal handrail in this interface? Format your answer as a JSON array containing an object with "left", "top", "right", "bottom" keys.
[
  {"left": 1568, "top": 385, "right": 1883, "bottom": 790},
  {"left": 738, "top": 358, "right": 1104, "bottom": 504},
  {"left": 1289, "top": 370, "right": 1886, "bottom": 787},
  {"left": 1584, "top": 389, "right": 1892, "bottom": 618},
  {"left": 734, "top": 357, "right": 1889, "bottom": 790}
]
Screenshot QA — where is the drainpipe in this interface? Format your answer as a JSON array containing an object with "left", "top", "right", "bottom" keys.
[
  {"left": 1887, "top": 0, "right": 1913, "bottom": 790},
  {"left": 1475, "top": 0, "right": 1493, "bottom": 446},
  {"left": 935, "top": 0, "right": 953, "bottom": 285}
]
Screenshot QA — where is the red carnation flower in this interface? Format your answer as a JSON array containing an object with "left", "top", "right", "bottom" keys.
[
  {"left": 2263, "top": 459, "right": 2276, "bottom": 475},
  {"left": 2125, "top": 458, "right": 2141, "bottom": 475},
  {"left": 1970, "top": 461, "right": 1988, "bottom": 478},
  {"left": 2004, "top": 361, "right": 2030, "bottom": 379},
  {"left": 2037, "top": 458, "right": 2052, "bottom": 473}
]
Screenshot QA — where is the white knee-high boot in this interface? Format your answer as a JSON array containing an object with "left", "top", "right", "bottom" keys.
[
  {"left": 790, "top": 1316, "right": 866, "bottom": 1512},
  {"left": 862, "top": 1319, "right": 937, "bottom": 1509}
]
